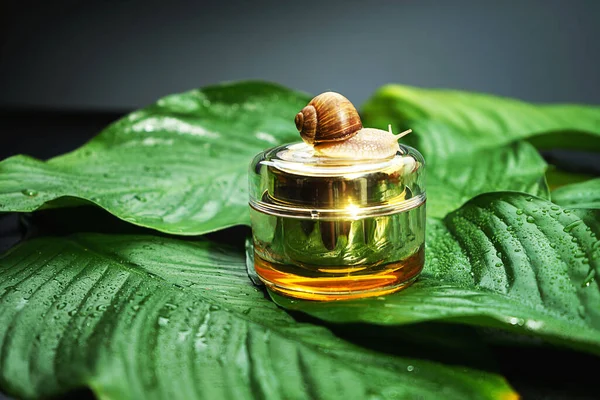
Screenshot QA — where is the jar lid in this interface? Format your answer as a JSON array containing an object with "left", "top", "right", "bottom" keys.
[{"left": 249, "top": 142, "right": 425, "bottom": 220}]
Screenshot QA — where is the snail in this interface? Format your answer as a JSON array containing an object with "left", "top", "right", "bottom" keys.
[{"left": 295, "top": 92, "right": 411, "bottom": 159}]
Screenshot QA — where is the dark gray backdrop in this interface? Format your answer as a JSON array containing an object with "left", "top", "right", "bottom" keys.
[{"left": 1, "top": 0, "right": 599, "bottom": 110}]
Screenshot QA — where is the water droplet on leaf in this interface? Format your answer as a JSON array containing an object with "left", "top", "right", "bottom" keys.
[
  {"left": 582, "top": 269, "right": 596, "bottom": 288},
  {"left": 21, "top": 189, "right": 38, "bottom": 197},
  {"left": 563, "top": 220, "right": 582, "bottom": 233}
]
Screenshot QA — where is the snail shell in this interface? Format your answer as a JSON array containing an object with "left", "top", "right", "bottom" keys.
[
  {"left": 295, "top": 91, "right": 410, "bottom": 159},
  {"left": 295, "top": 92, "right": 362, "bottom": 145}
]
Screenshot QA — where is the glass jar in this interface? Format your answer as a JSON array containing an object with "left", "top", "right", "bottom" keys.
[{"left": 248, "top": 142, "right": 426, "bottom": 300}]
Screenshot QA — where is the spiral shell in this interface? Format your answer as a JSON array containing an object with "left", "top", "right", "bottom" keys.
[{"left": 295, "top": 92, "right": 363, "bottom": 145}]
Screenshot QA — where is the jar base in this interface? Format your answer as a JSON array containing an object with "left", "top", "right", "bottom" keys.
[{"left": 254, "top": 247, "right": 424, "bottom": 301}]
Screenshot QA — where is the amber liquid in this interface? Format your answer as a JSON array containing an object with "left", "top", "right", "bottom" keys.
[
  {"left": 254, "top": 246, "right": 424, "bottom": 300},
  {"left": 251, "top": 201, "right": 426, "bottom": 301}
]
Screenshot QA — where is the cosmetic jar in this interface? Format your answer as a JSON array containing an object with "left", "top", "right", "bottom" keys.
[{"left": 248, "top": 141, "right": 425, "bottom": 300}]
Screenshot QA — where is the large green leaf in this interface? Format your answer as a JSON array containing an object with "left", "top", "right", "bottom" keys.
[
  {"left": 272, "top": 192, "right": 600, "bottom": 355},
  {"left": 0, "top": 234, "right": 516, "bottom": 400},
  {"left": 0, "top": 81, "right": 310, "bottom": 235},
  {"left": 552, "top": 178, "right": 600, "bottom": 209},
  {"left": 361, "top": 85, "right": 600, "bottom": 156},
  {"left": 427, "top": 141, "right": 549, "bottom": 218},
  {"left": 359, "top": 84, "right": 600, "bottom": 217}
]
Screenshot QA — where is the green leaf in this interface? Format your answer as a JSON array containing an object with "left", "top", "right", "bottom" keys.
[
  {"left": 0, "top": 234, "right": 516, "bottom": 400},
  {"left": 361, "top": 85, "right": 600, "bottom": 155},
  {"left": 427, "top": 141, "right": 549, "bottom": 218},
  {"left": 552, "top": 178, "right": 600, "bottom": 209},
  {"left": 272, "top": 192, "right": 600, "bottom": 355},
  {"left": 544, "top": 166, "right": 595, "bottom": 191},
  {"left": 359, "top": 84, "right": 600, "bottom": 216},
  {"left": 0, "top": 81, "right": 310, "bottom": 235}
]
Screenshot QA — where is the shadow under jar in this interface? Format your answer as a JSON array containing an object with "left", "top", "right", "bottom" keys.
[{"left": 249, "top": 142, "right": 426, "bottom": 301}]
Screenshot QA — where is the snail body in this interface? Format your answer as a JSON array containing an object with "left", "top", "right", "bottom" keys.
[
  {"left": 295, "top": 92, "right": 410, "bottom": 159},
  {"left": 316, "top": 127, "right": 402, "bottom": 159}
]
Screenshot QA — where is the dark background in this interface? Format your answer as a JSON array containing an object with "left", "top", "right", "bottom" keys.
[
  {"left": 2, "top": 0, "right": 600, "bottom": 110},
  {"left": 1, "top": 1, "right": 600, "bottom": 400}
]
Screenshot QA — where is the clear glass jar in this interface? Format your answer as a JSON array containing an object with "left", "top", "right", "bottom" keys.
[{"left": 248, "top": 142, "right": 426, "bottom": 300}]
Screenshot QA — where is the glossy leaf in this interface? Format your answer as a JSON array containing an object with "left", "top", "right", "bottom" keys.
[
  {"left": 427, "top": 141, "right": 549, "bottom": 218},
  {"left": 0, "top": 81, "right": 310, "bottom": 235},
  {"left": 361, "top": 85, "right": 600, "bottom": 156},
  {"left": 272, "top": 192, "right": 600, "bottom": 355},
  {"left": 552, "top": 178, "right": 600, "bottom": 209},
  {"left": 0, "top": 234, "right": 516, "bottom": 400}
]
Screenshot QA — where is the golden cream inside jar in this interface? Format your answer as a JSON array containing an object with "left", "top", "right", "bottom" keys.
[{"left": 248, "top": 141, "right": 426, "bottom": 301}]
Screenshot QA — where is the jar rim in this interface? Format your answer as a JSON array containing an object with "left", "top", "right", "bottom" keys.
[{"left": 248, "top": 142, "right": 426, "bottom": 212}]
